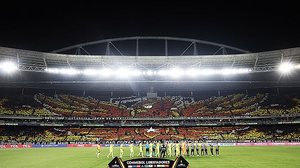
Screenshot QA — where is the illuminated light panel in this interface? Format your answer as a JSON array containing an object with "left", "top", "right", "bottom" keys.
[
  {"left": 45, "top": 68, "right": 80, "bottom": 75},
  {"left": 185, "top": 68, "right": 201, "bottom": 77},
  {"left": 44, "top": 67, "right": 252, "bottom": 77},
  {"left": 157, "top": 68, "right": 184, "bottom": 78},
  {"left": 198, "top": 69, "right": 218, "bottom": 75},
  {"left": 0, "top": 61, "right": 18, "bottom": 73},
  {"left": 279, "top": 62, "right": 295, "bottom": 74},
  {"left": 99, "top": 68, "right": 113, "bottom": 77},
  {"left": 130, "top": 69, "right": 142, "bottom": 76},
  {"left": 168, "top": 68, "right": 184, "bottom": 78},
  {"left": 82, "top": 69, "right": 100, "bottom": 75},
  {"left": 145, "top": 70, "right": 154, "bottom": 76},
  {"left": 220, "top": 68, "right": 251, "bottom": 75},
  {"left": 114, "top": 68, "right": 142, "bottom": 78},
  {"left": 157, "top": 69, "right": 168, "bottom": 76}
]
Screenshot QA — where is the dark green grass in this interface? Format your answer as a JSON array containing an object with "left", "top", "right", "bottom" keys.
[{"left": 1, "top": 146, "right": 300, "bottom": 168}]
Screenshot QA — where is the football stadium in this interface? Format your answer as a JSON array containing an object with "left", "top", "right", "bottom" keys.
[{"left": 0, "top": 36, "right": 300, "bottom": 168}]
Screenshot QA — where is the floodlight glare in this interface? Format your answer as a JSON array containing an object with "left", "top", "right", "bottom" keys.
[
  {"left": 199, "top": 69, "right": 217, "bottom": 75},
  {"left": 44, "top": 66, "right": 253, "bottom": 78},
  {"left": 157, "top": 69, "right": 168, "bottom": 76},
  {"left": 115, "top": 68, "right": 131, "bottom": 78},
  {"left": 82, "top": 69, "right": 99, "bottom": 75},
  {"left": 168, "top": 68, "right": 184, "bottom": 78},
  {"left": 279, "top": 62, "right": 294, "bottom": 74},
  {"left": 130, "top": 69, "right": 142, "bottom": 76},
  {"left": 45, "top": 68, "right": 58, "bottom": 73},
  {"left": 59, "top": 68, "right": 80, "bottom": 75},
  {"left": 221, "top": 68, "right": 236, "bottom": 75},
  {"left": 45, "top": 68, "right": 80, "bottom": 75},
  {"left": 0, "top": 61, "right": 18, "bottom": 73},
  {"left": 238, "top": 68, "right": 252, "bottom": 73},
  {"left": 112, "top": 68, "right": 140, "bottom": 78},
  {"left": 220, "top": 68, "right": 250, "bottom": 75},
  {"left": 145, "top": 70, "right": 154, "bottom": 76},
  {"left": 99, "top": 68, "right": 113, "bottom": 77},
  {"left": 186, "top": 68, "right": 201, "bottom": 77}
]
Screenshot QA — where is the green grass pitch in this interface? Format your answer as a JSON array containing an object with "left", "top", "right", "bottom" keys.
[{"left": 1, "top": 146, "right": 300, "bottom": 168}]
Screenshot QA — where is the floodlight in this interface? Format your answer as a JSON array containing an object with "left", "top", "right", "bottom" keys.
[
  {"left": 44, "top": 66, "right": 253, "bottom": 78},
  {"left": 115, "top": 68, "right": 131, "bottom": 78},
  {"left": 82, "top": 69, "right": 99, "bottom": 75},
  {"left": 279, "top": 62, "right": 294, "bottom": 74},
  {"left": 199, "top": 69, "right": 217, "bottom": 75},
  {"left": 240, "top": 68, "right": 252, "bottom": 73},
  {"left": 220, "top": 68, "right": 250, "bottom": 75},
  {"left": 45, "top": 68, "right": 59, "bottom": 73},
  {"left": 59, "top": 68, "right": 80, "bottom": 75},
  {"left": 0, "top": 61, "right": 18, "bottom": 73},
  {"left": 168, "top": 68, "right": 184, "bottom": 78},
  {"left": 130, "top": 69, "right": 142, "bottom": 76},
  {"left": 157, "top": 69, "right": 168, "bottom": 76},
  {"left": 99, "top": 68, "right": 113, "bottom": 77},
  {"left": 45, "top": 68, "right": 80, "bottom": 75},
  {"left": 185, "top": 68, "right": 201, "bottom": 77},
  {"left": 221, "top": 68, "right": 236, "bottom": 75},
  {"left": 145, "top": 70, "right": 154, "bottom": 76}
]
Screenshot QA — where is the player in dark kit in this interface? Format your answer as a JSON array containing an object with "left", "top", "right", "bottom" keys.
[
  {"left": 191, "top": 142, "right": 195, "bottom": 156},
  {"left": 146, "top": 142, "right": 150, "bottom": 157},
  {"left": 204, "top": 143, "right": 208, "bottom": 155},
  {"left": 186, "top": 142, "right": 189, "bottom": 156},
  {"left": 201, "top": 143, "right": 205, "bottom": 156},
  {"left": 152, "top": 143, "right": 156, "bottom": 157},
  {"left": 179, "top": 142, "right": 182, "bottom": 156},
  {"left": 160, "top": 143, "right": 167, "bottom": 158},
  {"left": 209, "top": 144, "right": 214, "bottom": 156},
  {"left": 216, "top": 144, "right": 220, "bottom": 156},
  {"left": 196, "top": 141, "right": 200, "bottom": 156}
]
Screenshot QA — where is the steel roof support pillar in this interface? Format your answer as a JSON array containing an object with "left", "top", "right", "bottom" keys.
[
  {"left": 136, "top": 39, "right": 139, "bottom": 56},
  {"left": 106, "top": 42, "right": 111, "bottom": 55},
  {"left": 193, "top": 42, "right": 197, "bottom": 55},
  {"left": 165, "top": 40, "right": 168, "bottom": 56}
]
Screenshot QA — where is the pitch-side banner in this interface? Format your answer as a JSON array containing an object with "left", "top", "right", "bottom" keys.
[
  {"left": 108, "top": 156, "right": 189, "bottom": 168},
  {"left": 67, "top": 144, "right": 97, "bottom": 147},
  {"left": 32, "top": 144, "right": 67, "bottom": 148},
  {"left": 235, "top": 142, "right": 300, "bottom": 146},
  {"left": 0, "top": 144, "right": 32, "bottom": 148}
]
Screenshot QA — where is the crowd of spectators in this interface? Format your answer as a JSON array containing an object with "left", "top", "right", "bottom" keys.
[
  {"left": 0, "top": 92, "right": 299, "bottom": 118},
  {"left": 1, "top": 125, "right": 299, "bottom": 145}
]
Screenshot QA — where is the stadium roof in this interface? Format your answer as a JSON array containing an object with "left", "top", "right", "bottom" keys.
[{"left": 0, "top": 43, "right": 300, "bottom": 92}]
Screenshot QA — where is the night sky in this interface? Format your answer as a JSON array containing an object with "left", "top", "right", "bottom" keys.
[{"left": 0, "top": 1, "right": 299, "bottom": 53}]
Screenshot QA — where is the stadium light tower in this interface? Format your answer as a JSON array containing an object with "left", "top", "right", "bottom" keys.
[{"left": 0, "top": 61, "right": 18, "bottom": 74}]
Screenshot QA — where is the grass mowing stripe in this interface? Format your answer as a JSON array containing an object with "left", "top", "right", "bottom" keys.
[{"left": 0, "top": 146, "right": 299, "bottom": 168}]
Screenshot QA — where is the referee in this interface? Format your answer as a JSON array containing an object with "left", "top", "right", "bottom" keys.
[
  {"left": 160, "top": 143, "right": 167, "bottom": 158},
  {"left": 216, "top": 144, "right": 220, "bottom": 156}
]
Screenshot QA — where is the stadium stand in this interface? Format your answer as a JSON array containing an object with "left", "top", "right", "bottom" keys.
[
  {"left": 0, "top": 91, "right": 299, "bottom": 118},
  {"left": 0, "top": 89, "right": 300, "bottom": 145},
  {"left": 1, "top": 126, "right": 299, "bottom": 144}
]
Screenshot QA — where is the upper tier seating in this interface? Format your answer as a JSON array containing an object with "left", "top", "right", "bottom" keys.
[{"left": 0, "top": 92, "right": 299, "bottom": 117}]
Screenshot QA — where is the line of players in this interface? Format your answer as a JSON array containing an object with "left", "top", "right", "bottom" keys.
[{"left": 97, "top": 141, "right": 220, "bottom": 158}]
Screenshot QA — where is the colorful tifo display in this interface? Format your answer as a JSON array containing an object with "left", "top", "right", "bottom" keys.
[{"left": 0, "top": 92, "right": 300, "bottom": 117}]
